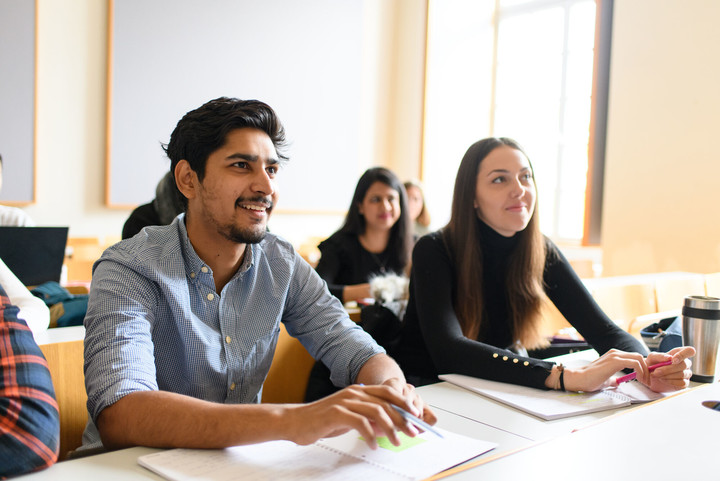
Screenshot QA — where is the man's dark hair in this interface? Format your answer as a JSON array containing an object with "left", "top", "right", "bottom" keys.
[{"left": 163, "top": 97, "right": 287, "bottom": 208}]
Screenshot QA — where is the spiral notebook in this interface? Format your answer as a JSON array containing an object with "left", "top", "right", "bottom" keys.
[
  {"left": 439, "top": 373, "right": 667, "bottom": 421},
  {"left": 137, "top": 428, "right": 496, "bottom": 481}
]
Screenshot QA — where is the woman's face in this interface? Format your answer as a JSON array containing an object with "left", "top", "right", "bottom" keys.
[
  {"left": 359, "top": 181, "right": 402, "bottom": 232},
  {"left": 405, "top": 185, "right": 424, "bottom": 221},
  {"left": 474, "top": 145, "right": 536, "bottom": 237}
]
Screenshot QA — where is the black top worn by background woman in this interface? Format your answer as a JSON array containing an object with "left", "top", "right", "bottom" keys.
[
  {"left": 392, "top": 221, "right": 646, "bottom": 389},
  {"left": 306, "top": 231, "right": 403, "bottom": 401},
  {"left": 315, "top": 231, "right": 403, "bottom": 299}
]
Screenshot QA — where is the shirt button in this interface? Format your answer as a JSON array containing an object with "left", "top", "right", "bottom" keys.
[
  {"left": 207, "top": 293, "right": 214, "bottom": 301},
  {"left": 201, "top": 266, "right": 209, "bottom": 273},
  {"left": 513, "top": 358, "right": 519, "bottom": 363},
  {"left": 492, "top": 353, "right": 499, "bottom": 358},
  {"left": 190, "top": 272, "right": 196, "bottom": 278},
  {"left": 524, "top": 361, "right": 530, "bottom": 366},
  {"left": 225, "top": 336, "right": 232, "bottom": 344},
  {"left": 230, "top": 382, "right": 236, "bottom": 391},
  {"left": 502, "top": 356, "right": 508, "bottom": 361}
]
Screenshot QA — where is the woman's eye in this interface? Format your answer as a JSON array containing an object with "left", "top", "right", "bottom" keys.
[{"left": 491, "top": 176, "right": 505, "bottom": 184}]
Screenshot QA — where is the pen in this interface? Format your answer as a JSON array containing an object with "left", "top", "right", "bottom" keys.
[
  {"left": 615, "top": 359, "right": 673, "bottom": 385},
  {"left": 391, "top": 405, "right": 444, "bottom": 439}
]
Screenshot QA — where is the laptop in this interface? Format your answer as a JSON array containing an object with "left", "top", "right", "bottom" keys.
[{"left": 0, "top": 226, "right": 69, "bottom": 286}]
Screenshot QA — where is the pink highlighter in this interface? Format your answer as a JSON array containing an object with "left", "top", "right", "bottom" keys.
[{"left": 615, "top": 359, "right": 673, "bottom": 385}]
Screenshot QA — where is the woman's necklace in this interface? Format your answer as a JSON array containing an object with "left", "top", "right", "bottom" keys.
[
  {"left": 368, "top": 251, "right": 388, "bottom": 274},
  {"left": 359, "top": 232, "right": 390, "bottom": 274}
]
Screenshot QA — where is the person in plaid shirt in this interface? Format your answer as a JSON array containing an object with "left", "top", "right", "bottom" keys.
[{"left": 0, "top": 282, "right": 59, "bottom": 477}]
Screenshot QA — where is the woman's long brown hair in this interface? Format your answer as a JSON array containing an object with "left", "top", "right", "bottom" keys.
[{"left": 442, "top": 138, "right": 547, "bottom": 348}]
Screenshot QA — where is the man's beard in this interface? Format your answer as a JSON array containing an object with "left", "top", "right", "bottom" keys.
[{"left": 223, "top": 223, "right": 267, "bottom": 245}]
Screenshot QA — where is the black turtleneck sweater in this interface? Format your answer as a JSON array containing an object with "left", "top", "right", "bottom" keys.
[{"left": 392, "top": 222, "right": 646, "bottom": 389}]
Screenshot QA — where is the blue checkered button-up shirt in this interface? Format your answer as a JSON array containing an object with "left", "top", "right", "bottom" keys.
[{"left": 81, "top": 215, "right": 382, "bottom": 449}]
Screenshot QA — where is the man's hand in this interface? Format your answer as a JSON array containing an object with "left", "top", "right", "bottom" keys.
[{"left": 285, "top": 382, "right": 437, "bottom": 449}]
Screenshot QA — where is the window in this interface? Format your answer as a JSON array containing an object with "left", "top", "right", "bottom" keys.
[{"left": 422, "top": 0, "right": 609, "bottom": 244}]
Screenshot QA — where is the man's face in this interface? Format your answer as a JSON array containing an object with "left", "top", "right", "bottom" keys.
[{"left": 186, "top": 127, "right": 280, "bottom": 245}]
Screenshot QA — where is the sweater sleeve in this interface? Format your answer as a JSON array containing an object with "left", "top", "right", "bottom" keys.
[
  {"left": 0, "top": 285, "right": 60, "bottom": 477},
  {"left": 409, "top": 234, "right": 554, "bottom": 389},
  {"left": 542, "top": 239, "right": 648, "bottom": 355}
]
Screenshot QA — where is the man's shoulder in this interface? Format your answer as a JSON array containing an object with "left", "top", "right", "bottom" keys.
[{"left": 102, "top": 222, "right": 184, "bottom": 269}]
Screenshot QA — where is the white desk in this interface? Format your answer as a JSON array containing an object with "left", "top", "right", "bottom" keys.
[
  {"left": 440, "top": 381, "right": 720, "bottom": 479},
  {"left": 15, "top": 374, "right": 630, "bottom": 480},
  {"left": 14, "top": 348, "right": 708, "bottom": 480},
  {"left": 15, "top": 404, "right": 531, "bottom": 480}
]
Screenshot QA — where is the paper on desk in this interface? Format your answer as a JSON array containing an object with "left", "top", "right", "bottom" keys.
[
  {"left": 439, "top": 374, "right": 665, "bottom": 421},
  {"left": 137, "top": 427, "right": 496, "bottom": 481}
]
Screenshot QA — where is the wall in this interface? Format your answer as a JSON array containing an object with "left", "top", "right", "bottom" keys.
[
  {"left": 18, "top": 0, "right": 720, "bottom": 276},
  {"left": 25, "top": 0, "right": 127, "bottom": 242},
  {"left": 22, "top": 0, "right": 427, "bottom": 247},
  {"left": 602, "top": 0, "right": 720, "bottom": 275}
]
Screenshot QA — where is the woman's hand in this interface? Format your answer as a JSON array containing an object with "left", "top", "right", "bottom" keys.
[
  {"left": 559, "top": 349, "right": 649, "bottom": 392},
  {"left": 639, "top": 346, "right": 695, "bottom": 392},
  {"left": 554, "top": 347, "right": 695, "bottom": 393}
]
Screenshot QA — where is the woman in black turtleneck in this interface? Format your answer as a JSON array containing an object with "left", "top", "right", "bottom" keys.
[{"left": 392, "top": 137, "right": 694, "bottom": 393}]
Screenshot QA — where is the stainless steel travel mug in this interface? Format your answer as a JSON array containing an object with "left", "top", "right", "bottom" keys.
[{"left": 681, "top": 295, "right": 720, "bottom": 382}]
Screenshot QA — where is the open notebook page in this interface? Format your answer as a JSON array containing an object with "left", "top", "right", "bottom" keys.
[
  {"left": 439, "top": 374, "right": 667, "bottom": 421},
  {"left": 138, "top": 427, "right": 496, "bottom": 481}
]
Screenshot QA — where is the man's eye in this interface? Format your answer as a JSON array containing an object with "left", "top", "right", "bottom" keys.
[
  {"left": 232, "top": 162, "right": 248, "bottom": 169},
  {"left": 267, "top": 166, "right": 278, "bottom": 175}
]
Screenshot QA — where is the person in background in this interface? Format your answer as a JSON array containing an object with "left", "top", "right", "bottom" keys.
[
  {"left": 392, "top": 137, "right": 694, "bottom": 393},
  {"left": 81, "top": 97, "right": 435, "bottom": 453},
  {"left": 315, "top": 167, "right": 413, "bottom": 304},
  {"left": 306, "top": 167, "right": 413, "bottom": 402},
  {"left": 0, "top": 282, "right": 59, "bottom": 477},
  {"left": 0, "top": 154, "right": 36, "bottom": 227},
  {"left": 404, "top": 179, "right": 431, "bottom": 238},
  {"left": 0, "top": 257, "right": 50, "bottom": 334},
  {"left": 122, "top": 171, "right": 185, "bottom": 239}
]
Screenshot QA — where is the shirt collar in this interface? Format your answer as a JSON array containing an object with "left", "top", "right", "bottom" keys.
[{"left": 175, "top": 214, "right": 255, "bottom": 281}]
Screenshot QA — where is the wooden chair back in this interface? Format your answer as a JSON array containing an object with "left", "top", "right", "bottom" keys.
[
  {"left": 38, "top": 334, "right": 87, "bottom": 460},
  {"left": 588, "top": 282, "right": 657, "bottom": 332},
  {"left": 654, "top": 275, "right": 706, "bottom": 312},
  {"left": 705, "top": 272, "right": 720, "bottom": 298},
  {"left": 261, "top": 323, "right": 315, "bottom": 404}
]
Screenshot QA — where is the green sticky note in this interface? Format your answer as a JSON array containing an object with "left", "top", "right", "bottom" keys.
[{"left": 362, "top": 432, "right": 427, "bottom": 452}]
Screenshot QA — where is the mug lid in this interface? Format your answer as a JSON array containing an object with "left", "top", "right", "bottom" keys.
[{"left": 684, "top": 295, "right": 720, "bottom": 310}]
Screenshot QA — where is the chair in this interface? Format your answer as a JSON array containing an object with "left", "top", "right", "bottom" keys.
[
  {"left": 653, "top": 275, "right": 706, "bottom": 312},
  {"left": 705, "top": 272, "right": 720, "bottom": 298},
  {"left": 37, "top": 329, "right": 87, "bottom": 461},
  {"left": 588, "top": 282, "right": 657, "bottom": 332},
  {"left": 296, "top": 236, "right": 325, "bottom": 268},
  {"left": 261, "top": 323, "right": 315, "bottom": 404},
  {"left": 64, "top": 237, "right": 107, "bottom": 284}
]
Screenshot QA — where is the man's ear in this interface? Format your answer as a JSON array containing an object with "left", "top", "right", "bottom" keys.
[{"left": 175, "top": 160, "right": 197, "bottom": 201}]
